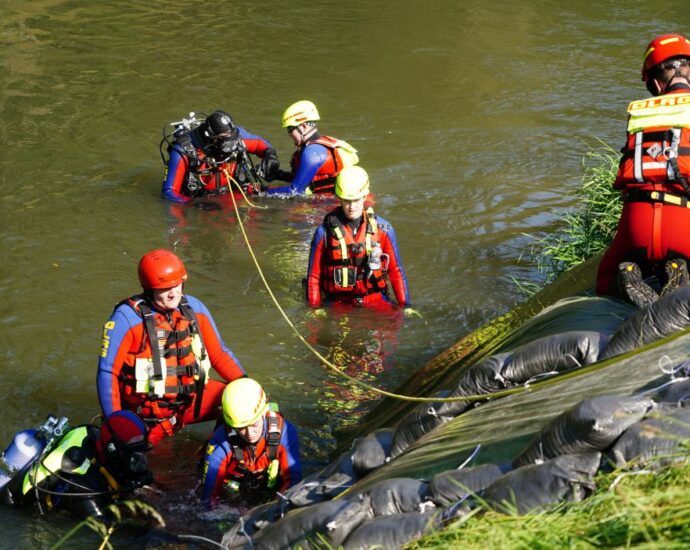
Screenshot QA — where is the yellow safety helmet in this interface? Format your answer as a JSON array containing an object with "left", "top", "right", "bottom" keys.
[
  {"left": 335, "top": 166, "right": 370, "bottom": 200},
  {"left": 222, "top": 378, "right": 268, "bottom": 428},
  {"left": 282, "top": 100, "right": 320, "bottom": 128}
]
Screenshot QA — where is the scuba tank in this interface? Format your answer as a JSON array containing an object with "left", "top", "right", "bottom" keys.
[
  {"left": 0, "top": 415, "right": 68, "bottom": 491},
  {"left": 159, "top": 112, "right": 204, "bottom": 167}
]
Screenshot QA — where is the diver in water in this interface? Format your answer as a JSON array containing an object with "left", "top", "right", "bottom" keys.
[
  {"left": 200, "top": 378, "right": 301, "bottom": 507},
  {"left": 160, "top": 110, "right": 280, "bottom": 202},
  {"left": 0, "top": 411, "right": 152, "bottom": 519}
]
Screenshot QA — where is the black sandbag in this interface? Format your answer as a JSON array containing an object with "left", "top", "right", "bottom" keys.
[
  {"left": 652, "top": 378, "right": 690, "bottom": 406},
  {"left": 351, "top": 429, "right": 394, "bottom": 477},
  {"left": 342, "top": 512, "right": 435, "bottom": 550},
  {"left": 483, "top": 453, "right": 601, "bottom": 515},
  {"left": 252, "top": 497, "right": 371, "bottom": 550},
  {"left": 285, "top": 447, "right": 359, "bottom": 507},
  {"left": 390, "top": 354, "right": 511, "bottom": 458},
  {"left": 600, "top": 287, "right": 690, "bottom": 360},
  {"left": 451, "top": 352, "right": 512, "bottom": 397},
  {"left": 514, "top": 395, "right": 654, "bottom": 467},
  {"left": 283, "top": 472, "right": 328, "bottom": 508},
  {"left": 502, "top": 331, "right": 608, "bottom": 384},
  {"left": 358, "top": 477, "right": 432, "bottom": 517},
  {"left": 390, "top": 390, "right": 456, "bottom": 459},
  {"left": 221, "top": 500, "right": 286, "bottom": 547},
  {"left": 608, "top": 407, "right": 690, "bottom": 469},
  {"left": 429, "top": 463, "right": 505, "bottom": 507}
]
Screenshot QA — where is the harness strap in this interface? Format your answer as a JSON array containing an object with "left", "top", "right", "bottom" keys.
[
  {"left": 136, "top": 301, "right": 165, "bottom": 390},
  {"left": 625, "top": 188, "right": 690, "bottom": 208},
  {"left": 163, "top": 344, "right": 193, "bottom": 358},
  {"left": 166, "top": 327, "right": 191, "bottom": 344},
  {"left": 179, "top": 297, "right": 209, "bottom": 420},
  {"left": 266, "top": 413, "right": 281, "bottom": 462},
  {"left": 122, "top": 362, "right": 198, "bottom": 378}
]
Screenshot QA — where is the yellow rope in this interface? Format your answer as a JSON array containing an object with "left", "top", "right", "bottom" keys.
[
  {"left": 222, "top": 168, "right": 268, "bottom": 210},
  {"left": 225, "top": 177, "right": 532, "bottom": 404}
]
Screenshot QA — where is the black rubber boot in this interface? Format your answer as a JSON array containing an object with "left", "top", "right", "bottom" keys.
[
  {"left": 617, "top": 261, "right": 659, "bottom": 308},
  {"left": 660, "top": 258, "right": 690, "bottom": 297}
]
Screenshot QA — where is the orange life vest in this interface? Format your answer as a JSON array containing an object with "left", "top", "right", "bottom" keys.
[
  {"left": 120, "top": 296, "right": 210, "bottom": 419},
  {"left": 322, "top": 208, "right": 388, "bottom": 297},
  {"left": 616, "top": 92, "right": 690, "bottom": 194},
  {"left": 291, "top": 136, "right": 353, "bottom": 194},
  {"left": 225, "top": 411, "right": 283, "bottom": 489}
]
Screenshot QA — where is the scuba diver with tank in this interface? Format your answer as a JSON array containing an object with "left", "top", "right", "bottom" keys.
[
  {"left": 0, "top": 411, "right": 152, "bottom": 519},
  {"left": 160, "top": 110, "right": 281, "bottom": 203}
]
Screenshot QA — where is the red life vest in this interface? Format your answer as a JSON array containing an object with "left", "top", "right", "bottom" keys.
[
  {"left": 322, "top": 209, "right": 389, "bottom": 298},
  {"left": 187, "top": 151, "right": 241, "bottom": 195},
  {"left": 224, "top": 411, "right": 284, "bottom": 490},
  {"left": 615, "top": 92, "right": 690, "bottom": 195},
  {"left": 290, "top": 136, "right": 353, "bottom": 194},
  {"left": 119, "top": 296, "right": 210, "bottom": 419},
  {"left": 170, "top": 132, "right": 242, "bottom": 196}
]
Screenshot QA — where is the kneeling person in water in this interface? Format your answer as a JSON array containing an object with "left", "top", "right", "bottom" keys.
[
  {"left": 0, "top": 411, "right": 152, "bottom": 519},
  {"left": 200, "top": 378, "right": 301, "bottom": 506}
]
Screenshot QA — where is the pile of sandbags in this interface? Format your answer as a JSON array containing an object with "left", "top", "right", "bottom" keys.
[{"left": 391, "top": 332, "right": 609, "bottom": 457}]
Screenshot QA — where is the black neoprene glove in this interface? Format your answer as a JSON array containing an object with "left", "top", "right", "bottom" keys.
[{"left": 260, "top": 149, "right": 280, "bottom": 182}]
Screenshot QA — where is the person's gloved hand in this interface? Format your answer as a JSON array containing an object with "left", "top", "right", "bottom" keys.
[
  {"left": 260, "top": 149, "right": 281, "bottom": 182},
  {"left": 403, "top": 307, "right": 422, "bottom": 318},
  {"left": 274, "top": 169, "right": 292, "bottom": 182},
  {"left": 245, "top": 182, "right": 266, "bottom": 195}
]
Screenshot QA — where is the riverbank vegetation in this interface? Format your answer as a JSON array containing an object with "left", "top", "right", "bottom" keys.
[
  {"left": 411, "top": 146, "right": 690, "bottom": 549},
  {"left": 522, "top": 144, "right": 622, "bottom": 291},
  {"left": 409, "top": 459, "right": 690, "bottom": 549}
]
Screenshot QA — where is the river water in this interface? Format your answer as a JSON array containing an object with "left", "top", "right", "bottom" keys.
[{"left": 1, "top": 0, "right": 688, "bottom": 546}]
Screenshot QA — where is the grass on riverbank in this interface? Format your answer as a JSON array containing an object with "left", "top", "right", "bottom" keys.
[
  {"left": 521, "top": 144, "right": 622, "bottom": 291},
  {"left": 408, "top": 460, "right": 690, "bottom": 549}
]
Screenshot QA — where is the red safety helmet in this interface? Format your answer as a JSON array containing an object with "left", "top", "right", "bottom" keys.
[
  {"left": 642, "top": 34, "right": 690, "bottom": 81},
  {"left": 137, "top": 249, "right": 188, "bottom": 289}
]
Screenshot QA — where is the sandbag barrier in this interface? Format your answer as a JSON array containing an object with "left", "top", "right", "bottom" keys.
[
  {"left": 390, "top": 331, "right": 609, "bottom": 458},
  {"left": 223, "top": 387, "right": 690, "bottom": 549},
  {"left": 221, "top": 290, "right": 690, "bottom": 548}
]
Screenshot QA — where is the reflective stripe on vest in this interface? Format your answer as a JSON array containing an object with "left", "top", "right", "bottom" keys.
[
  {"left": 323, "top": 208, "right": 387, "bottom": 295},
  {"left": 618, "top": 93, "right": 690, "bottom": 189},
  {"left": 627, "top": 93, "right": 690, "bottom": 133}
]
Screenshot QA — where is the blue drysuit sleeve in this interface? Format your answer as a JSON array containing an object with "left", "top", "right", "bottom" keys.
[{"left": 264, "top": 144, "right": 329, "bottom": 195}]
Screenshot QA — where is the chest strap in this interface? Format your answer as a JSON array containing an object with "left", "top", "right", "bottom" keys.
[
  {"left": 625, "top": 188, "right": 690, "bottom": 208},
  {"left": 178, "top": 297, "right": 209, "bottom": 420},
  {"left": 136, "top": 301, "right": 166, "bottom": 388}
]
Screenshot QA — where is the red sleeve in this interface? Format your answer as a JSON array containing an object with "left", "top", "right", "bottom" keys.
[
  {"left": 197, "top": 314, "right": 246, "bottom": 382},
  {"left": 379, "top": 232, "right": 410, "bottom": 306},
  {"left": 306, "top": 226, "right": 327, "bottom": 307},
  {"left": 242, "top": 138, "right": 271, "bottom": 157}
]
